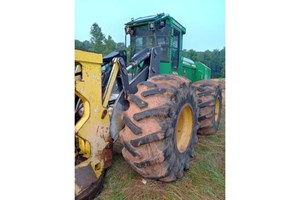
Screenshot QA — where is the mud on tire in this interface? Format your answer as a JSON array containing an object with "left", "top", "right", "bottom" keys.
[
  {"left": 193, "top": 80, "right": 222, "bottom": 135},
  {"left": 119, "top": 74, "right": 199, "bottom": 182}
]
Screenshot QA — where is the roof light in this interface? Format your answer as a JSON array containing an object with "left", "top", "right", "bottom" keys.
[{"left": 149, "top": 22, "right": 155, "bottom": 30}]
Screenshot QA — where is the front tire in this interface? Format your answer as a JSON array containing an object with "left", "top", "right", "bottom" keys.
[{"left": 119, "top": 74, "right": 198, "bottom": 182}]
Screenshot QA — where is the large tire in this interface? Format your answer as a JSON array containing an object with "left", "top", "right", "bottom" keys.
[
  {"left": 119, "top": 74, "right": 199, "bottom": 182},
  {"left": 193, "top": 80, "right": 222, "bottom": 135}
]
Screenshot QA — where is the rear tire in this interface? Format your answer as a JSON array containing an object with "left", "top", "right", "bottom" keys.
[
  {"left": 193, "top": 80, "right": 222, "bottom": 135},
  {"left": 119, "top": 74, "right": 198, "bottom": 181}
]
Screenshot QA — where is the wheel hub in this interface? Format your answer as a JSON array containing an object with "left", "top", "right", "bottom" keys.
[
  {"left": 214, "top": 97, "right": 221, "bottom": 122},
  {"left": 175, "top": 104, "right": 193, "bottom": 153}
]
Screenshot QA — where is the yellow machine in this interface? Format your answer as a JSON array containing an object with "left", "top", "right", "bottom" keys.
[
  {"left": 75, "top": 50, "right": 116, "bottom": 199},
  {"left": 75, "top": 28, "right": 222, "bottom": 200},
  {"left": 74, "top": 47, "right": 222, "bottom": 199},
  {"left": 75, "top": 48, "right": 163, "bottom": 198},
  {"left": 75, "top": 13, "right": 223, "bottom": 199}
]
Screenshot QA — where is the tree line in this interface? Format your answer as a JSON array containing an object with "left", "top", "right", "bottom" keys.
[
  {"left": 75, "top": 23, "right": 126, "bottom": 55},
  {"left": 75, "top": 23, "right": 225, "bottom": 78},
  {"left": 183, "top": 48, "right": 225, "bottom": 78}
]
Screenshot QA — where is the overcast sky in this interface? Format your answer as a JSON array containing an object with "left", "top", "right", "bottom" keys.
[{"left": 75, "top": 0, "right": 225, "bottom": 51}]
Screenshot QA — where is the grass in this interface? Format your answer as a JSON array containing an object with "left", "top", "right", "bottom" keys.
[{"left": 95, "top": 106, "right": 225, "bottom": 200}]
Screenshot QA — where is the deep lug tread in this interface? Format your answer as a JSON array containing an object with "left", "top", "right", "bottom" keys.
[
  {"left": 138, "top": 81, "right": 157, "bottom": 88},
  {"left": 198, "top": 110, "right": 214, "bottom": 121},
  {"left": 134, "top": 146, "right": 173, "bottom": 168},
  {"left": 199, "top": 81, "right": 219, "bottom": 87},
  {"left": 120, "top": 74, "right": 198, "bottom": 181},
  {"left": 198, "top": 115, "right": 207, "bottom": 121},
  {"left": 134, "top": 158, "right": 155, "bottom": 168},
  {"left": 129, "top": 94, "right": 148, "bottom": 109},
  {"left": 193, "top": 79, "right": 223, "bottom": 135},
  {"left": 123, "top": 141, "right": 141, "bottom": 157},
  {"left": 141, "top": 88, "right": 167, "bottom": 97},
  {"left": 196, "top": 87, "right": 206, "bottom": 92},
  {"left": 123, "top": 114, "right": 142, "bottom": 135},
  {"left": 130, "top": 129, "right": 167, "bottom": 147},
  {"left": 199, "top": 99, "right": 215, "bottom": 108},
  {"left": 197, "top": 90, "right": 215, "bottom": 97},
  {"left": 133, "top": 106, "right": 170, "bottom": 121}
]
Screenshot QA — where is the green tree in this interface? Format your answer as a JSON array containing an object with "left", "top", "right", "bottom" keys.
[
  {"left": 220, "top": 47, "right": 225, "bottom": 78},
  {"left": 182, "top": 47, "right": 225, "bottom": 78},
  {"left": 75, "top": 40, "right": 92, "bottom": 51},
  {"left": 116, "top": 42, "right": 125, "bottom": 51},
  {"left": 103, "top": 35, "right": 116, "bottom": 55},
  {"left": 189, "top": 49, "right": 199, "bottom": 61},
  {"left": 90, "top": 23, "right": 105, "bottom": 53}
]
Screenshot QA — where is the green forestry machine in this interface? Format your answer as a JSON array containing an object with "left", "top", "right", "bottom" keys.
[{"left": 75, "top": 13, "right": 223, "bottom": 199}]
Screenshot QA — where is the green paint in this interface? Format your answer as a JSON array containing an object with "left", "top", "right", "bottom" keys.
[{"left": 125, "top": 13, "right": 211, "bottom": 82}]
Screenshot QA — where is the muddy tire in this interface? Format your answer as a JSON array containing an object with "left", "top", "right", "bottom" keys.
[
  {"left": 119, "top": 74, "right": 198, "bottom": 182},
  {"left": 193, "top": 80, "right": 222, "bottom": 135}
]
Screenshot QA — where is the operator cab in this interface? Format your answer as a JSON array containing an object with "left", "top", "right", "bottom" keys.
[{"left": 125, "top": 13, "right": 186, "bottom": 73}]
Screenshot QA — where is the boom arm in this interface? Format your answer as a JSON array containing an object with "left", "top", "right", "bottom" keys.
[{"left": 109, "top": 47, "right": 160, "bottom": 141}]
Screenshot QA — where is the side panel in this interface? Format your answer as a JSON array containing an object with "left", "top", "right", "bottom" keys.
[
  {"left": 176, "top": 57, "right": 198, "bottom": 82},
  {"left": 159, "top": 62, "right": 172, "bottom": 74},
  {"left": 181, "top": 63, "right": 196, "bottom": 82},
  {"left": 159, "top": 58, "right": 211, "bottom": 82},
  {"left": 195, "top": 62, "right": 211, "bottom": 81}
]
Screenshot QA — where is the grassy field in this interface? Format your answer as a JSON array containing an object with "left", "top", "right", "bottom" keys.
[{"left": 95, "top": 106, "right": 225, "bottom": 200}]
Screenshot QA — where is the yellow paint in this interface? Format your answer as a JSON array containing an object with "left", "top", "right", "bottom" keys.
[
  {"left": 75, "top": 50, "right": 112, "bottom": 195},
  {"left": 102, "top": 58, "right": 120, "bottom": 108},
  {"left": 76, "top": 135, "right": 91, "bottom": 156},
  {"left": 75, "top": 49, "right": 103, "bottom": 65},
  {"left": 215, "top": 97, "right": 221, "bottom": 122},
  {"left": 175, "top": 104, "right": 193, "bottom": 153},
  {"left": 75, "top": 184, "right": 81, "bottom": 196}
]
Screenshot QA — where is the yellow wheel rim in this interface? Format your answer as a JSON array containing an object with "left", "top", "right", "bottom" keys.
[
  {"left": 215, "top": 97, "right": 221, "bottom": 122},
  {"left": 175, "top": 104, "right": 193, "bottom": 153}
]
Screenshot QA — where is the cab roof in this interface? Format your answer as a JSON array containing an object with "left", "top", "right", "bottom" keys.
[{"left": 125, "top": 13, "right": 186, "bottom": 34}]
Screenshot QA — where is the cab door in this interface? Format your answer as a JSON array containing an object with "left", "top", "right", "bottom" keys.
[{"left": 171, "top": 28, "right": 180, "bottom": 70}]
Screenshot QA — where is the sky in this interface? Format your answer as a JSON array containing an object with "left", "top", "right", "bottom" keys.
[{"left": 75, "top": 0, "right": 225, "bottom": 51}]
